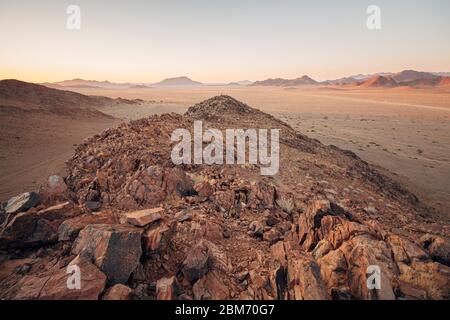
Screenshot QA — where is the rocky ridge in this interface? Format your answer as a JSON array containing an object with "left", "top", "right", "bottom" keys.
[{"left": 0, "top": 95, "right": 448, "bottom": 300}]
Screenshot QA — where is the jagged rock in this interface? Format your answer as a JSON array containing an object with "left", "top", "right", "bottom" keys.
[
  {"left": 58, "top": 213, "right": 116, "bottom": 241},
  {"left": 249, "top": 221, "right": 264, "bottom": 237},
  {"left": 124, "top": 207, "right": 163, "bottom": 227},
  {"left": 164, "top": 167, "right": 196, "bottom": 197},
  {"left": 194, "top": 181, "right": 214, "bottom": 197},
  {"left": 397, "top": 260, "right": 450, "bottom": 299},
  {"left": 248, "top": 182, "right": 276, "bottom": 209},
  {"left": 317, "top": 249, "right": 348, "bottom": 292},
  {"left": 285, "top": 242, "right": 329, "bottom": 300},
  {"left": 85, "top": 201, "right": 101, "bottom": 212},
  {"left": 248, "top": 270, "right": 271, "bottom": 300},
  {"left": 419, "top": 234, "right": 450, "bottom": 266},
  {"left": 263, "top": 228, "right": 282, "bottom": 244},
  {"left": 396, "top": 280, "right": 427, "bottom": 300},
  {"left": 126, "top": 165, "right": 166, "bottom": 207},
  {"left": 345, "top": 234, "right": 397, "bottom": 300},
  {"left": 193, "top": 271, "right": 229, "bottom": 300},
  {"left": 102, "top": 284, "right": 132, "bottom": 300},
  {"left": 182, "top": 241, "right": 210, "bottom": 283},
  {"left": 175, "top": 209, "right": 193, "bottom": 222},
  {"left": 15, "top": 255, "right": 106, "bottom": 300},
  {"left": 388, "top": 234, "right": 428, "bottom": 263},
  {"left": 0, "top": 202, "right": 74, "bottom": 247},
  {"left": 72, "top": 224, "right": 142, "bottom": 285},
  {"left": 4, "top": 192, "right": 39, "bottom": 214},
  {"left": 182, "top": 239, "right": 230, "bottom": 283},
  {"left": 156, "top": 276, "right": 179, "bottom": 300},
  {"left": 143, "top": 221, "right": 175, "bottom": 254}
]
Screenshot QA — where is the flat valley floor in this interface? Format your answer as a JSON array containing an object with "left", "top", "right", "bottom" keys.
[{"left": 1, "top": 85, "right": 449, "bottom": 216}]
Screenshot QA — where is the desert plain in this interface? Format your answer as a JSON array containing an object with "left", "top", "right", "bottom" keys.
[{"left": 1, "top": 84, "right": 449, "bottom": 217}]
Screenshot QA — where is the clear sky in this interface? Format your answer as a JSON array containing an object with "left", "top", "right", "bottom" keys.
[{"left": 1, "top": 0, "right": 449, "bottom": 83}]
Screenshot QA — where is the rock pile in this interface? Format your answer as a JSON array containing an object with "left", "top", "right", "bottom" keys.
[{"left": 0, "top": 95, "right": 448, "bottom": 300}]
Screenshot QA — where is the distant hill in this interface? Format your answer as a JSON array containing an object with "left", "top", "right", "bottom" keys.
[
  {"left": 152, "top": 76, "right": 203, "bottom": 87},
  {"left": 43, "top": 78, "right": 133, "bottom": 89},
  {"left": 432, "top": 72, "right": 450, "bottom": 77},
  {"left": 0, "top": 79, "right": 139, "bottom": 117},
  {"left": 438, "top": 76, "right": 450, "bottom": 86},
  {"left": 322, "top": 77, "right": 358, "bottom": 85},
  {"left": 391, "top": 70, "right": 438, "bottom": 83},
  {"left": 357, "top": 75, "right": 398, "bottom": 88},
  {"left": 227, "top": 80, "right": 253, "bottom": 86},
  {"left": 252, "top": 75, "right": 318, "bottom": 86}
]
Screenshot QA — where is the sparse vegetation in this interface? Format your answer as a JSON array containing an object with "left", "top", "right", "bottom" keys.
[{"left": 276, "top": 196, "right": 295, "bottom": 214}]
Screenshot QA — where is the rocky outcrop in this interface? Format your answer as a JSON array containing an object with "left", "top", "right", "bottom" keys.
[
  {"left": 72, "top": 224, "right": 143, "bottom": 285},
  {"left": 0, "top": 96, "right": 448, "bottom": 300}
]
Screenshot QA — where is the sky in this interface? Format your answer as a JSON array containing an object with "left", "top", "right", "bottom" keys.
[{"left": 0, "top": 0, "right": 449, "bottom": 83}]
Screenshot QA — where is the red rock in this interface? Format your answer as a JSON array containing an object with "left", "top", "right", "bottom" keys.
[
  {"left": 164, "top": 167, "right": 196, "bottom": 197},
  {"left": 4, "top": 192, "right": 39, "bottom": 214},
  {"left": 124, "top": 207, "right": 163, "bottom": 227},
  {"left": 194, "top": 181, "right": 214, "bottom": 197},
  {"left": 285, "top": 243, "right": 329, "bottom": 300},
  {"left": 72, "top": 224, "right": 142, "bottom": 285},
  {"left": 16, "top": 255, "right": 106, "bottom": 300},
  {"left": 102, "top": 284, "right": 132, "bottom": 300},
  {"left": 0, "top": 202, "right": 75, "bottom": 247},
  {"left": 182, "top": 239, "right": 230, "bottom": 284},
  {"left": 419, "top": 234, "right": 450, "bottom": 266},
  {"left": 156, "top": 276, "right": 179, "bottom": 300},
  {"left": 193, "top": 271, "right": 229, "bottom": 300},
  {"left": 58, "top": 213, "right": 116, "bottom": 241},
  {"left": 143, "top": 222, "right": 175, "bottom": 254}
]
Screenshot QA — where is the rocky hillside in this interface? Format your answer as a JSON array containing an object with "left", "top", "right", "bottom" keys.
[
  {"left": 0, "top": 79, "right": 140, "bottom": 118},
  {"left": 0, "top": 96, "right": 448, "bottom": 300}
]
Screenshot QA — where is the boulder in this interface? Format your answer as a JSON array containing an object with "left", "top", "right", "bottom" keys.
[
  {"left": 164, "top": 167, "right": 196, "bottom": 197},
  {"left": 72, "top": 224, "right": 142, "bottom": 285},
  {"left": 285, "top": 243, "right": 329, "bottom": 300},
  {"left": 102, "top": 284, "right": 132, "bottom": 300},
  {"left": 156, "top": 276, "right": 179, "bottom": 300},
  {"left": 143, "top": 221, "right": 175, "bottom": 254},
  {"left": 124, "top": 207, "right": 163, "bottom": 227},
  {"left": 16, "top": 255, "right": 106, "bottom": 300},
  {"left": 58, "top": 213, "right": 116, "bottom": 241},
  {"left": 0, "top": 202, "right": 74, "bottom": 247},
  {"left": 419, "top": 234, "right": 450, "bottom": 266},
  {"left": 193, "top": 271, "right": 229, "bottom": 300},
  {"left": 4, "top": 192, "right": 39, "bottom": 214},
  {"left": 181, "top": 240, "right": 210, "bottom": 283},
  {"left": 249, "top": 220, "right": 264, "bottom": 237},
  {"left": 182, "top": 239, "right": 230, "bottom": 283}
]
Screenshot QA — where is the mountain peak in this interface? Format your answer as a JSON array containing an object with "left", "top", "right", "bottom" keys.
[{"left": 153, "top": 76, "right": 203, "bottom": 87}]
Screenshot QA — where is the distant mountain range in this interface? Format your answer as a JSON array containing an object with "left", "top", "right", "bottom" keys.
[
  {"left": 38, "top": 70, "right": 450, "bottom": 90},
  {"left": 252, "top": 70, "right": 450, "bottom": 88},
  {"left": 251, "top": 75, "right": 317, "bottom": 86}
]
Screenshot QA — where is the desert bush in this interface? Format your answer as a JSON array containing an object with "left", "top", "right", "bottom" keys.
[{"left": 276, "top": 196, "right": 295, "bottom": 214}]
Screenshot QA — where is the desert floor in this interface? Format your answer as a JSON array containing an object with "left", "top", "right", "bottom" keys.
[{"left": 2, "top": 85, "right": 450, "bottom": 215}]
